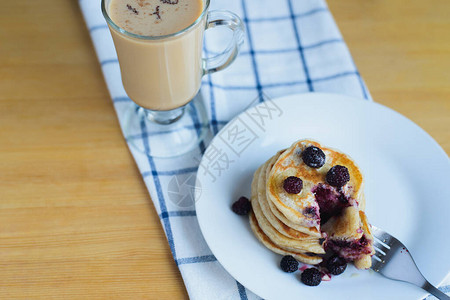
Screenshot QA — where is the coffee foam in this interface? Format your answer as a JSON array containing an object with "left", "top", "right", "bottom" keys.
[{"left": 109, "top": 0, "right": 203, "bottom": 36}]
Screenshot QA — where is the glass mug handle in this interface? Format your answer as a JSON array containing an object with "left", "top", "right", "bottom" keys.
[{"left": 202, "top": 10, "right": 245, "bottom": 75}]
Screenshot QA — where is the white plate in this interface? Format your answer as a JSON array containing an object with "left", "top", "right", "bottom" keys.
[{"left": 195, "top": 93, "right": 450, "bottom": 300}]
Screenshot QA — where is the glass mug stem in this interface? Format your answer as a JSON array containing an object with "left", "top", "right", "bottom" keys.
[{"left": 144, "top": 106, "right": 186, "bottom": 125}]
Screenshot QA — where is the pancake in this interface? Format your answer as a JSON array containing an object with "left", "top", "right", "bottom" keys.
[
  {"left": 323, "top": 209, "right": 374, "bottom": 269},
  {"left": 354, "top": 211, "right": 374, "bottom": 269},
  {"left": 249, "top": 211, "right": 323, "bottom": 265},
  {"left": 249, "top": 153, "right": 326, "bottom": 263},
  {"left": 252, "top": 178, "right": 325, "bottom": 254},
  {"left": 258, "top": 155, "right": 321, "bottom": 240},
  {"left": 264, "top": 153, "right": 322, "bottom": 238},
  {"left": 248, "top": 139, "right": 374, "bottom": 269},
  {"left": 266, "top": 140, "right": 364, "bottom": 228},
  {"left": 321, "top": 206, "right": 363, "bottom": 241}
]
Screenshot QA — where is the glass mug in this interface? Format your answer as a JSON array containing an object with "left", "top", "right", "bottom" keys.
[{"left": 102, "top": 0, "right": 244, "bottom": 157}]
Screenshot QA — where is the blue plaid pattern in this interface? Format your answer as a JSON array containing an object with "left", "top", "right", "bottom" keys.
[{"left": 79, "top": 0, "right": 448, "bottom": 299}]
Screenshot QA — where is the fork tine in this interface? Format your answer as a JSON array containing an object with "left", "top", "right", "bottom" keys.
[
  {"left": 377, "top": 232, "right": 404, "bottom": 250},
  {"left": 371, "top": 225, "right": 405, "bottom": 250},
  {"left": 371, "top": 254, "right": 384, "bottom": 271},
  {"left": 372, "top": 244, "right": 387, "bottom": 256},
  {"left": 373, "top": 232, "right": 392, "bottom": 245},
  {"left": 373, "top": 237, "right": 390, "bottom": 251},
  {"left": 371, "top": 254, "right": 383, "bottom": 264},
  {"left": 372, "top": 254, "right": 382, "bottom": 261}
]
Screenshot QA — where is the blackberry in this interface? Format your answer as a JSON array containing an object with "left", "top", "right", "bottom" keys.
[
  {"left": 300, "top": 268, "right": 322, "bottom": 286},
  {"left": 326, "top": 165, "right": 350, "bottom": 187},
  {"left": 301, "top": 146, "right": 326, "bottom": 168},
  {"left": 326, "top": 255, "right": 347, "bottom": 275},
  {"left": 231, "top": 196, "right": 251, "bottom": 215},
  {"left": 283, "top": 176, "right": 303, "bottom": 194},
  {"left": 280, "top": 255, "right": 299, "bottom": 273}
]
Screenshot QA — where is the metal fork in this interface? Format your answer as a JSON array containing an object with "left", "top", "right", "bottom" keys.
[{"left": 370, "top": 225, "right": 449, "bottom": 300}]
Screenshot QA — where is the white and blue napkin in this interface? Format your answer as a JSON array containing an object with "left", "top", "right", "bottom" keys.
[{"left": 79, "top": 0, "right": 449, "bottom": 299}]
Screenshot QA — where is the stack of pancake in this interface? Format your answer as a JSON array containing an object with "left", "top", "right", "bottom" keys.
[{"left": 249, "top": 139, "right": 374, "bottom": 269}]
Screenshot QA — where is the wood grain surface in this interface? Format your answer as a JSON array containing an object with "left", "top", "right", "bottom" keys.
[{"left": 0, "top": 0, "right": 448, "bottom": 299}]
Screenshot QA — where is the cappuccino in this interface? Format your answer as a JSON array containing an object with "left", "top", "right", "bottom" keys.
[{"left": 107, "top": 0, "right": 204, "bottom": 110}]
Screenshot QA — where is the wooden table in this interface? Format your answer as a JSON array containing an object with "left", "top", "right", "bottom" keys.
[{"left": 1, "top": 0, "right": 448, "bottom": 298}]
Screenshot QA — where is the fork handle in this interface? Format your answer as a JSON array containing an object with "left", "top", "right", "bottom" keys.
[{"left": 422, "top": 281, "right": 450, "bottom": 300}]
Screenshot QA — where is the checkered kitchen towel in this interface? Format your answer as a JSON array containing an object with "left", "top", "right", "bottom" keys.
[{"left": 79, "top": 0, "right": 449, "bottom": 299}]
